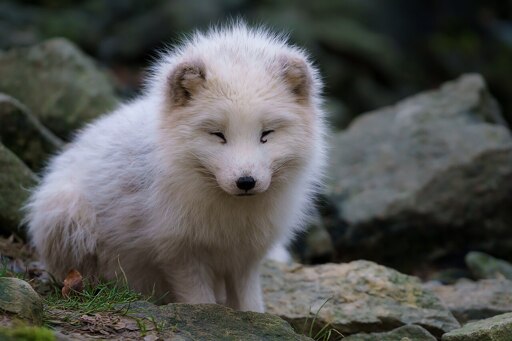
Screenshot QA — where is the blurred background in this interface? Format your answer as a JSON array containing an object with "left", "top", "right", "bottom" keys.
[
  {"left": 2, "top": 0, "right": 512, "bottom": 127},
  {"left": 2, "top": 0, "right": 512, "bottom": 283}
]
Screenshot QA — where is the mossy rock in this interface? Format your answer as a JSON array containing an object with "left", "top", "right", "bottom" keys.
[
  {"left": 0, "top": 38, "right": 118, "bottom": 140},
  {"left": 465, "top": 251, "right": 512, "bottom": 280},
  {"left": 0, "top": 277, "right": 43, "bottom": 325},
  {"left": 0, "top": 143, "right": 38, "bottom": 236},
  {"left": 442, "top": 312, "right": 512, "bottom": 341},
  {"left": 0, "top": 325, "right": 56, "bottom": 341},
  {"left": 124, "top": 301, "right": 312, "bottom": 340},
  {"left": 0, "top": 93, "right": 63, "bottom": 171}
]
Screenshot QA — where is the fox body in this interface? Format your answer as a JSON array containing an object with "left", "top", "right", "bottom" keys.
[{"left": 26, "top": 24, "right": 326, "bottom": 312}]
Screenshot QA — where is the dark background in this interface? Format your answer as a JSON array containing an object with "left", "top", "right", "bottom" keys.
[{"left": 2, "top": 0, "right": 512, "bottom": 129}]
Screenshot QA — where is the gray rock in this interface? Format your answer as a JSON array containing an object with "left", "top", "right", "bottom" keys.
[
  {"left": 0, "top": 277, "right": 43, "bottom": 325},
  {"left": 0, "top": 93, "right": 63, "bottom": 171},
  {"left": 326, "top": 74, "right": 512, "bottom": 269},
  {"left": 343, "top": 325, "right": 437, "bottom": 341},
  {"left": 0, "top": 143, "right": 38, "bottom": 236},
  {"left": 466, "top": 251, "right": 512, "bottom": 280},
  {"left": 0, "top": 38, "right": 118, "bottom": 139},
  {"left": 427, "top": 279, "right": 512, "bottom": 323},
  {"left": 442, "top": 312, "right": 512, "bottom": 341},
  {"left": 261, "top": 260, "right": 460, "bottom": 338},
  {"left": 124, "top": 301, "right": 312, "bottom": 340}
]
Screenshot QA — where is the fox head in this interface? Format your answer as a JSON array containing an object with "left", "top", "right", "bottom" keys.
[{"left": 155, "top": 27, "right": 324, "bottom": 197}]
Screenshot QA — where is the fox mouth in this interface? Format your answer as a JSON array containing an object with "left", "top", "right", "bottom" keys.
[{"left": 236, "top": 193, "right": 255, "bottom": 197}]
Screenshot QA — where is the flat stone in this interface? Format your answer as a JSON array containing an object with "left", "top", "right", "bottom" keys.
[
  {"left": 426, "top": 279, "right": 512, "bottom": 324},
  {"left": 125, "top": 301, "right": 312, "bottom": 340},
  {"left": 343, "top": 325, "right": 437, "bottom": 341},
  {"left": 442, "top": 312, "right": 512, "bottom": 341},
  {"left": 262, "top": 260, "right": 460, "bottom": 338}
]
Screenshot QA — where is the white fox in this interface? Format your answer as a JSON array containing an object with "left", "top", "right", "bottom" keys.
[{"left": 25, "top": 23, "right": 327, "bottom": 312}]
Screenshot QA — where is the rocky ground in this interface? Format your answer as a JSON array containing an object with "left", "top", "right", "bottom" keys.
[
  {"left": 3, "top": 238, "right": 512, "bottom": 340},
  {"left": 2, "top": 38, "right": 512, "bottom": 340}
]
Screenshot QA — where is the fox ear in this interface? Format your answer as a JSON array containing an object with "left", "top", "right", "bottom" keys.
[
  {"left": 278, "top": 56, "right": 312, "bottom": 101},
  {"left": 168, "top": 60, "right": 206, "bottom": 106}
]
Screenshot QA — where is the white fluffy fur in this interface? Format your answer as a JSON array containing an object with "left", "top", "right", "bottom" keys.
[{"left": 25, "top": 23, "right": 326, "bottom": 312}]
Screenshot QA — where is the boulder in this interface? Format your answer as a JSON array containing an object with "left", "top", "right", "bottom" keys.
[
  {"left": 0, "top": 93, "right": 63, "bottom": 171},
  {"left": 325, "top": 74, "right": 512, "bottom": 270},
  {"left": 426, "top": 279, "right": 512, "bottom": 323},
  {"left": 465, "top": 251, "right": 512, "bottom": 280},
  {"left": 343, "top": 325, "right": 437, "bottom": 341},
  {"left": 0, "top": 38, "right": 118, "bottom": 139},
  {"left": 0, "top": 277, "right": 43, "bottom": 325},
  {"left": 125, "top": 301, "right": 312, "bottom": 340},
  {"left": 261, "top": 260, "right": 459, "bottom": 338},
  {"left": 442, "top": 312, "right": 512, "bottom": 341},
  {"left": 0, "top": 143, "right": 38, "bottom": 236}
]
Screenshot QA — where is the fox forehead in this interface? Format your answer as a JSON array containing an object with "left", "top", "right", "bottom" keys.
[{"left": 186, "top": 102, "right": 303, "bottom": 131}]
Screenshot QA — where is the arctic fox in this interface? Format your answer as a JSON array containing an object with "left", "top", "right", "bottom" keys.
[{"left": 26, "top": 24, "right": 326, "bottom": 312}]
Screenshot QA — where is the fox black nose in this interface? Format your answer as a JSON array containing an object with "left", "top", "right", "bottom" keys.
[{"left": 236, "top": 176, "right": 256, "bottom": 191}]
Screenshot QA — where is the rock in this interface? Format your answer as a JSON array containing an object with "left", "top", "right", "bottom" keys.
[
  {"left": 426, "top": 279, "right": 512, "bottom": 323},
  {"left": 125, "top": 301, "right": 311, "bottom": 340},
  {"left": 0, "top": 38, "right": 118, "bottom": 139},
  {"left": 326, "top": 74, "right": 512, "bottom": 270},
  {"left": 427, "top": 267, "right": 472, "bottom": 285},
  {"left": 262, "top": 260, "right": 459, "bottom": 338},
  {"left": 0, "top": 93, "right": 63, "bottom": 171},
  {"left": 343, "top": 325, "right": 437, "bottom": 341},
  {"left": 0, "top": 325, "right": 62, "bottom": 341},
  {"left": 0, "top": 143, "right": 38, "bottom": 236},
  {"left": 0, "top": 277, "right": 43, "bottom": 325},
  {"left": 465, "top": 251, "right": 512, "bottom": 280},
  {"left": 442, "top": 312, "right": 512, "bottom": 341}
]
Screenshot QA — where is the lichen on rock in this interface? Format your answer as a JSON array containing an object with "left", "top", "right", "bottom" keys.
[{"left": 262, "top": 260, "right": 460, "bottom": 338}]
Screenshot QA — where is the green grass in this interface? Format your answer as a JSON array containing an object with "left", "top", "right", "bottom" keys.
[
  {"left": 302, "top": 298, "right": 344, "bottom": 341},
  {"left": 44, "top": 280, "right": 143, "bottom": 323},
  {"left": 0, "top": 259, "right": 28, "bottom": 279},
  {"left": 0, "top": 257, "right": 146, "bottom": 329}
]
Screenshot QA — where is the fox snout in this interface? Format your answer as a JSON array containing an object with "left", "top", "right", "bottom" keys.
[{"left": 214, "top": 167, "right": 271, "bottom": 196}]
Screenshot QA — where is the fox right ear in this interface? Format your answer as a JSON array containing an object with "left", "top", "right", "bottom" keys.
[{"left": 168, "top": 60, "right": 206, "bottom": 106}]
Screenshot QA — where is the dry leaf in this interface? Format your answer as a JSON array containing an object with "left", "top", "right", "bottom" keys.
[{"left": 62, "top": 269, "right": 84, "bottom": 297}]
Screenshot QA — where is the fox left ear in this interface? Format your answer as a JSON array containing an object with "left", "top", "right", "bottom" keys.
[
  {"left": 168, "top": 60, "right": 206, "bottom": 106},
  {"left": 278, "top": 56, "right": 312, "bottom": 101}
]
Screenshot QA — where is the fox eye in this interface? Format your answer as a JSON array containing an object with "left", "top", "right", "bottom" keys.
[
  {"left": 210, "top": 132, "right": 227, "bottom": 144},
  {"left": 260, "top": 130, "right": 274, "bottom": 144}
]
